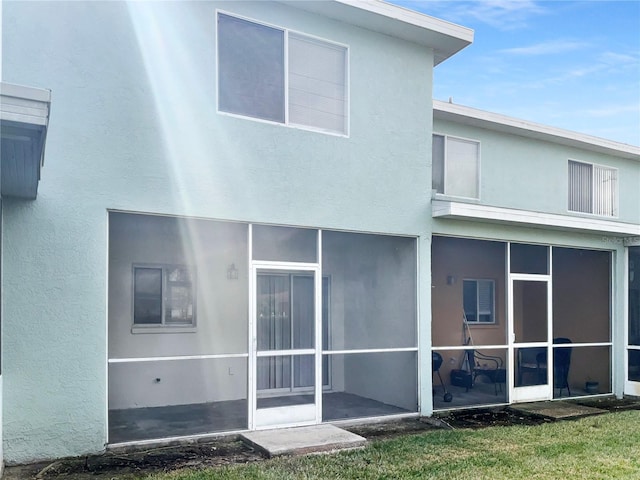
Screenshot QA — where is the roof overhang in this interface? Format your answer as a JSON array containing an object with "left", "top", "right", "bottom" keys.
[
  {"left": 0, "top": 82, "right": 51, "bottom": 199},
  {"left": 433, "top": 199, "right": 640, "bottom": 237},
  {"left": 279, "top": 0, "right": 473, "bottom": 65},
  {"left": 434, "top": 100, "right": 640, "bottom": 161}
]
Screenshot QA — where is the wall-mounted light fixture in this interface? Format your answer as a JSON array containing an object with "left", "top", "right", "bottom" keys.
[
  {"left": 447, "top": 275, "right": 456, "bottom": 285},
  {"left": 227, "top": 263, "right": 239, "bottom": 280}
]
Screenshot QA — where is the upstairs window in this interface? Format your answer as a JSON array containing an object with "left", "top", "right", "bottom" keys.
[
  {"left": 463, "top": 279, "right": 495, "bottom": 324},
  {"left": 432, "top": 134, "right": 480, "bottom": 199},
  {"left": 133, "top": 265, "right": 196, "bottom": 328},
  {"left": 568, "top": 160, "right": 618, "bottom": 217},
  {"left": 217, "top": 12, "right": 348, "bottom": 135}
]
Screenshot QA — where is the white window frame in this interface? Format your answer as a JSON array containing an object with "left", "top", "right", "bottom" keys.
[
  {"left": 567, "top": 159, "right": 619, "bottom": 218},
  {"left": 432, "top": 133, "right": 481, "bottom": 200},
  {"left": 216, "top": 10, "right": 349, "bottom": 137},
  {"left": 131, "top": 264, "right": 197, "bottom": 333},
  {"left": 463, "top": 278, "right": 496, "bottom": 324}
]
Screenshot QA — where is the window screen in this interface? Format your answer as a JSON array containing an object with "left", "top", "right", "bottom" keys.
[
  {"left": 432, "top": 134, "right": 445, "bottom": 193},
  {"left": 134, "top": 268, "right": 163, "bottom": 325},
  {"left": 446, "top": 137, "right": 479, "bottom": 198},
  {"left": 217, "top": 13, "right": 347, "bottom": 134},
  {"left": 217, "top": 13, "right": 285, "bottom": 122},
  {"left": 432, "top": 135, "right": 479, "bottom": 198}
]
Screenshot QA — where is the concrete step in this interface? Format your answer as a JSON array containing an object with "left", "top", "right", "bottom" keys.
[
  {"left": 241, "top": 424, "right": 367, "bottom": 457},
  {"left": 509, "top": 401, "right": 607, "bottom": 420}
]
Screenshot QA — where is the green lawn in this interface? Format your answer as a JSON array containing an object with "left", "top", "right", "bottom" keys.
[{"left": 144, "top": 411, "right": 640, "bottom": 480}]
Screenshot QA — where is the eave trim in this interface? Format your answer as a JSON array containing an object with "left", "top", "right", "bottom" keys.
[{"left": 433, "top": 200, "right": 640, "bottom": 237}]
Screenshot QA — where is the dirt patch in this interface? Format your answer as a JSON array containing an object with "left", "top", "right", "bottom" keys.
[
  {"left": 345, "top": 418, "right": 440, "bottom": 440},
  {"left": 438, "top": 408, "right": 553, "bottom": 429},
  {"left": 9, "top": 403, "right": 637, "bottom": 479},
  {"left": 4, "top": 439, "right": 262, "bottom": 480},
  {"left": 5, "top": 420, "right": 444, "bottom": 479}
]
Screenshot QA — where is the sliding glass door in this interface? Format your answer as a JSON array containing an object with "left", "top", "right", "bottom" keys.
[{"left": 251, "top": 265, "right": 321, "bottom": 429}]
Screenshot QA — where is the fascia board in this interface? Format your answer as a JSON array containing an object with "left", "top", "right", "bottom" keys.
[
  {"left": 278, "top": 0, "right": 473, "bottom": 65},
  {"left": 433, "top": 200, "right": 640, "bottom": 236},
  {"left": 1, "top": 82, "right": 51, "bottom": 126}
]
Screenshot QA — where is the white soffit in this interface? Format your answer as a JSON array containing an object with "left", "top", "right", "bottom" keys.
[
  {"left": 434, "top": 100, "right": 640, "bottom": 161},
  {"left": 279, "top": 0, "right": 473, "bottom": 65},
  {"left": 433, "top": 200, "right": 640, "bottom": 237},
  {"left": 1, "top": 82, "right": 51, "bottom": 125},
  {"left": 1, "top": 82, "right": 52, "bottom": 199}
]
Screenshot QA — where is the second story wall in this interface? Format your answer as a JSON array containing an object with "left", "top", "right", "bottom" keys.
[
  {"left": 433, "top": 117, "right": 640, "bottom": 225},
  {"left": 3, "top": 0, "right": 435, "bottom": 235}
]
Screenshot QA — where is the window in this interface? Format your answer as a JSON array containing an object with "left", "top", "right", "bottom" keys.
[
  {"left": 568, "top": 160, "right": 618, "bottom": 217},
  {"left": 432, "top": 134, "right": 479, "bottom": 199},
  {"left": 463, "top": 279, "right": 495, "bottom": 323},
  {"left": 217, "top": 12, "right": 348, "bottom": 135},
  {"left": 133, "top": 265, "right": 195, "bottom": 328}
]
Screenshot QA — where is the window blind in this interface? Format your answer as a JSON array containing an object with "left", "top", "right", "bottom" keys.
[
  {"left": 432, "top": 134, "right": 445, "bottom": 193},
  {"left": 288, "top": 34, "right": 347, "bottom": 134},
  {"left": 477, "top": 280, "right": 493, "bottom": 316},
  {"left": 593, "top": 165, "right": 617, "bottom": 216},
  {"left": 568, "top": 160, "right": 592, "bottom": 213},
  {"left": 445, "top": 137, "right": 478, "bottom": 198}
]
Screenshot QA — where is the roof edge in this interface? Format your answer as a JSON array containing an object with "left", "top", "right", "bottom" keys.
[
  {"left": 337, "top": 0, "right": 474, "bottom": 42},
  {"left": 1, "top": 82, "right": 51, "bottom": 104},
  {"left": 433, "top": 99, "right": 640, "bottom": 161},
  {"left": 279, "top": 0, "right": 473, "bottom": 65}
]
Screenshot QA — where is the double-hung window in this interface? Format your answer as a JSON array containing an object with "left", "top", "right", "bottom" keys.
[
  {"left": 463, "top": 279, "right": 495, "bottom": 324},
  {"left": 217, "top": 12, "right": 348, "bottom": 135},
  {"left": 133, "top": 265, "right": 196, "bottom": 329},
  {"left": 568, "top": 160, "right": 618, "bottom": 217},
  {"left": 432, "top": 134, "right": 480, "bottom": 199}
]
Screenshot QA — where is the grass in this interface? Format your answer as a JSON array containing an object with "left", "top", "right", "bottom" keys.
[{"left": 143, "top": 411, "right": 640, "bottom": 480}]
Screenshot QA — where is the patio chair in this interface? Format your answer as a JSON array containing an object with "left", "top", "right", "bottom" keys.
[
  {"left": 467, "top": 349, "right": 506, "bottom": 395},
  {"left": 553, "top": 338, "right": 572, "bottom": 397},
  {"left": 517, "top": 347, "right": 547, "bottom": 386}
]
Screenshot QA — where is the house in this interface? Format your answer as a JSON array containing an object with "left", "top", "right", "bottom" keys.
[
  {"left": 430, "top": 100, "right": 640, "bottom": 409},
  {"left": 1, "top": 0, "right": 638, "bottom": 469}
]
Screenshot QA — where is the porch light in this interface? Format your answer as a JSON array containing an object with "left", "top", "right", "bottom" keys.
[{"left": 227, "top": 263, "right": 239, "bottom": 280}]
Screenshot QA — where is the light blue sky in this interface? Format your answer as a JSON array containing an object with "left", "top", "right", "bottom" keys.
[{"left": 390, "top": 0, "right": 640, "bottom": 146}]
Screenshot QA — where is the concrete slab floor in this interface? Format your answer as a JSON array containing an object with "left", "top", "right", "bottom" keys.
[
  {"left": 510, "top": 401, "right": 607, "bottom": 419},
  {"left": 241, "top": 424, "right": 367, "bottom": 457}
]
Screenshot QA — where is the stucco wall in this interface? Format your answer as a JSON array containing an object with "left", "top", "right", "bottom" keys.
[
  {"left": 2, "top": 1, "right": 434, "bottom": 463},
  {"left": 433, "top": 118, "right": 640, "bottom": 224}
]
